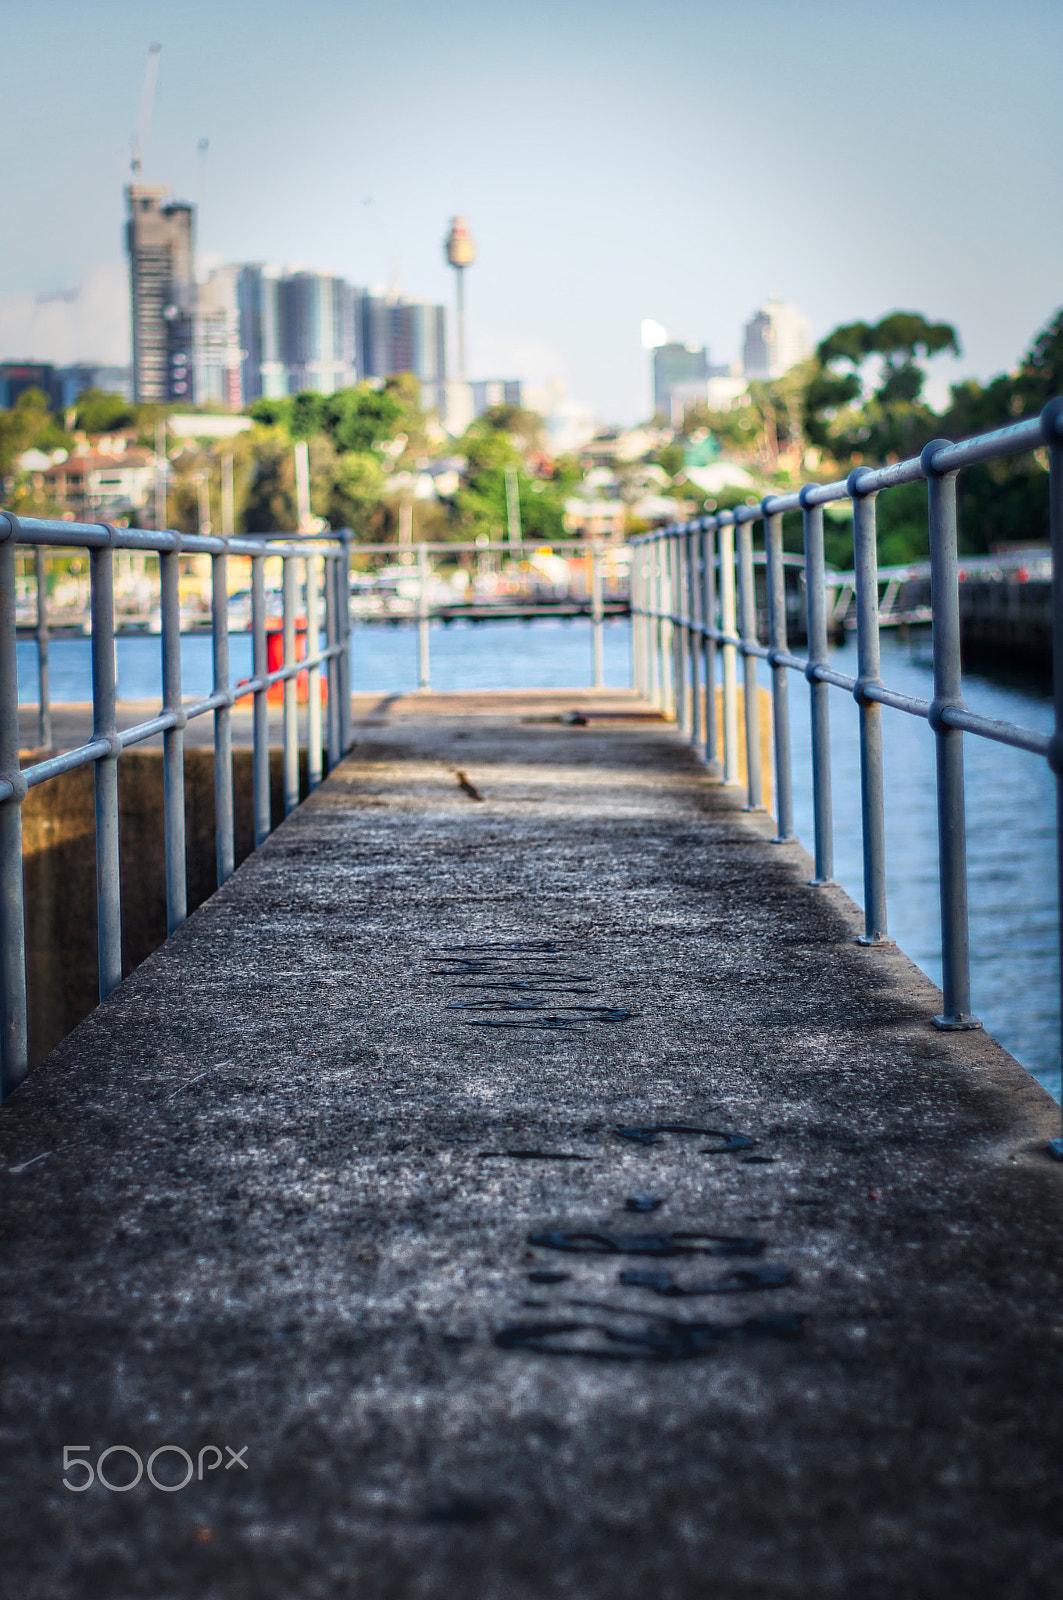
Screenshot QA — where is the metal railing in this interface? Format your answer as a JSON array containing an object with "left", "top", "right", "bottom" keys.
[
  {"left": 0, "top": 513, "right": 355, "bottom": 1099},
  {"left": 630, "top": 401, "right": 1063, "bottom": 1159}
]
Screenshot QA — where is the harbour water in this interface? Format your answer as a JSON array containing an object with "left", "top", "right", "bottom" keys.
[{"left": 15, "top": 617, "right": 1060, "bottom": 1101}]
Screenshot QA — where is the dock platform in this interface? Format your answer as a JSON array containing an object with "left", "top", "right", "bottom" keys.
[{"left": 1, "top": 692, "right": 1060, "bottom": 1598}]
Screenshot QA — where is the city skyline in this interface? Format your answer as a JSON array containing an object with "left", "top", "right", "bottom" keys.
[{"left": 1, "top": 0, "right": 1060, "bottom": 423}]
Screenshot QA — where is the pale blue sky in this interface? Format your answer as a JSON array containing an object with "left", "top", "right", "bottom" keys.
[{"left": 2, "top": 0, "right": 1060, "bottom": 422}]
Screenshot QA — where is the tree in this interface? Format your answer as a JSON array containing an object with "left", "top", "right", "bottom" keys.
[
  {"left": 326, "top": 450, "right": 386, "bottom": 536},
  {"left": 320, "top": 386, "right": 403, "bottom": 455},
  {"left": 450, "top": 408, "right": 567, "bottom": 542},
  {"left": 937, "top": 309, "right": 1063, "bottom": 554},
  {"left": 72, "top": 388, "right": 137, "bottom": 433},
  {"left": 0, "top": 388, "right": 64, "bottom": 476},
  {"left": 808, "top": 311, "right": 961, "bottom": 461},
  {"left": 248, "top": 396, "right": 292, "bottom": 430},
  {"left": 289, "top": 391, "right": 326, "bottom": 441}
]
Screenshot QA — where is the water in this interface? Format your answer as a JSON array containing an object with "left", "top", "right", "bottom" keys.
[
  {"left": 348, "top": 615, "right": 634, "bottom": 694},
  {"left": 761, "top": 634, "right": 1059, "bottom": 1104},
  {"left": 15, "top": 619, "right": 1059, "bottom": 1102}
]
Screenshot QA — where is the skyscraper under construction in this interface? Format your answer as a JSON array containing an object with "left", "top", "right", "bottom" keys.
[{"left": 125, "top": 185, "right": 195, "bottom": 403}]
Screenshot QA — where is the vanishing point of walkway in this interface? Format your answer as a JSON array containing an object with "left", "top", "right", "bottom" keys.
[{"left": 1, "top": 691, "right": 1060, "bottom": 1598}]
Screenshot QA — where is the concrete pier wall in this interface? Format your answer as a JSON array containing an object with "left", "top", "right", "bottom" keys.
[{"left": 22, "top": 748, "right": 307, "bottom": 1066}]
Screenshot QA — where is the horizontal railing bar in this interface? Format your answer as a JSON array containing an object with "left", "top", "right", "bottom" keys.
[
  {"left": 810, "top": 664, "right": 858, "bottom": 691},
  {"left": 850, "top": 458, "right": 927, "bottom": 494},
  {"left": 775, "top": 650, "right": 808, "bottom": 672},
  {"left": 863, "top": 683, "right": 931, "bottom": 716},
  {"left": 940, "top": 704, "right": 1050, "bottom": 755},
  {"left": 182, "top": 692, "right": 229, "bottom": 720},
  {"left": 928, "top": 416, "right": 1048, "bottom": 473},
  {"left": 1, "top": 515, "right": 348, "bottom": 561},
  {"left": 119, "top": 713, "right": 178, "bottom": 746},
  {"left": 23, "top": 739, "right": 112, "bottom": 786}
]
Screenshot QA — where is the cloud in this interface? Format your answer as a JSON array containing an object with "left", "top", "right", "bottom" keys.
[{"left": 0, "top": 263, "right": 130, "bottom": 365}]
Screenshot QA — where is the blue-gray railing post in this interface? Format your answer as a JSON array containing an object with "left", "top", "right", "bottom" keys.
[
  {"left": 764, "top": 502, "right": 794, "bottom": 841},
  {"left": 674, "top": 531, "right": 685, "bottom": 731},
  {"left": 591, "top": 541, "right": 605, "bottom": 689},
  {"left": 676, "top": 533, "right": 687, "bottom": 729},
  {"left": 667, "top": 533, "right": 680, "bottom": 726},
  {"left": 640, "top": 546, "right": 651, "bottom": 702},
  {"left": 700, "top": 522, "right": 719, "bottom": 771},
  {"left": 338, "top": 532, "right": 353, "bottom": 752},
  {"left": 718, "top": 515, "right": 739, "bottom": 785},
  {"left": 324, "top": 554, "right": 342, "bottom": 772},
  {"left": 736, "top": 511, "right": 763, "bottom": 810},
  {"left": 305, "top": 551, "right": 323, "bottom": 792},
  {"left": 657, "top": 534, "right": 667, "bottom": 711},
  {"left": 686, "top": 526, "right": 701, "bottom": 751},
  {"left": 675, "top": 531, "right": 691, "bottom": 736},
  {"left": 800, "top": 491, "right": 834, "bottom": 885},
  {"left": 282, "top": 553, "right": 299, "bottom": 814},
  {"left": 34, "top": 549, "right": 51, "bottom": 751},
  {"left": 417, "top": 541, "right": 430, "bottom": 691},
  {"left": 649, "top": 539, "right": 662, "bottom": 709},
  {"left": 922, "top": 441, "right": 980, "bottom": 1030},
  {"left": 661, "top": 536, "right": 675, "bottom": 719},
  {"left": 1042, "top": 398, "right": 1063, "bottom": 1158},
  {"left": 663, "top": 535, "right": 676, "bottom": 720},
  {"left": 250, "top": 553, "right": 270, "bottom": 847},
  {"left": 211, "top": 542, "right": 235, "bottom": 885},
  {"left": 0, "top": 516, "right": 28, "bottom": 1096},
  {"left": 849, "top": 472, "right": 890, "bottom": 945},
  {"left": 90, "top": 535, "right": 122, "bottom": 998},
  {"left": 160, "top": 538, "right": 187, "bottom": 932},
  {"left": 630, "top": 545, "right": 642, "bottom": 697}
]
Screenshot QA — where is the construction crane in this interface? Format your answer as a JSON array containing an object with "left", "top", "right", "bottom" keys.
[{"left": 130, "top": 43, "right": 162, "bottom": 176}]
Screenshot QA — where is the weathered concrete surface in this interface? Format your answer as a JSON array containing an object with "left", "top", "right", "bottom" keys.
[{"left": 1, "top": 698, "right": 1061, "bottom": 1599}]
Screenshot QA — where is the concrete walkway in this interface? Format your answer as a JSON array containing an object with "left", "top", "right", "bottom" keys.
[{"left": 1, "top": 693, "right": 1060, "bottom": 1599}]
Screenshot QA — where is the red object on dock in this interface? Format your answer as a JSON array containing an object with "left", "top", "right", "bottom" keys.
[{"left": 266, "top": 623, "right": 326, "bottom": 705}]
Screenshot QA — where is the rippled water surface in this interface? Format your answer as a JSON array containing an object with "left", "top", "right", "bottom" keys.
[{"left": 16, "top": 618, "right": 1059, "bottom": 1101}]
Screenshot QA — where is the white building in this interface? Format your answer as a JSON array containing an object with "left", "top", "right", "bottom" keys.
[{"left": 742, "top": 300, "right": 813, "bottom": 381}]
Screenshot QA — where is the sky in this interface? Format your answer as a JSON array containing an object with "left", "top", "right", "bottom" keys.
[{"left": 2, "top": 0, "right": 1061, "bottom": 424}]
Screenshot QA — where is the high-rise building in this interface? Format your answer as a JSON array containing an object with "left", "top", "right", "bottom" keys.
[
  {"left": 653, "top": 343, "right": 710, "bottom": 421},
  {"left": 358, "top": 292, "right": 446, "bottom": 386},
  {"left": 56, "top": 365, "right": 134, "bottom": 407},
  {"left": 742, "top": 300, "right": 813, "bottom": 381},
  {"left": 195, "top": 267, "right": 243, "bottom": 409},
  {"left": 394, "top": 300, "right": 447, "bottom": 386},
  {"left": 357, "top": 292, "right": 393, "bottom": 384},
  {"left": 0, "top": 363, "right": 60, "bottom": 410},
  {"left": 125, "top": 185, "right": 196, "bottom": 402},
  {"left": 236, "top": 266, "right": 285, "bottom": 402},
  {"left": 232, "top": 272, "right": 448, "bottom": 401},
  {"left": 278, "top": 273, "right": 357, "bottom": 395},
  {"left": 470, "top": 379, "right": 522, "bottom": 414}
]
